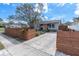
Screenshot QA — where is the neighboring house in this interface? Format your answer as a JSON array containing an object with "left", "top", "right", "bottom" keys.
[
  {"left": 64, "top": 22, "right": 74, "bottom": 26},
  {"left": 4, "top": 21, "right": 29, "bottom": 28},
  {"left": 37, "top": 20, "right": 61, "bottom": 31},
  {"left": 68, "top": 22, "right": 79, "bottom": 31}
]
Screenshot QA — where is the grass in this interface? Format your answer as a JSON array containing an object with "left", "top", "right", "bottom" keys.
[
  {"left": 0, "top": 42, "right": 5, "bottom": 50},
  {"left": 0, "top": 27, "right": 4, "bottom": 32},
  {"left": 0, "top": 27, "right": 5, "bottom": 50}
]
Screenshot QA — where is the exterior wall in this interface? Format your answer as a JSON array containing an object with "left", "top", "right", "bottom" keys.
[
  {"left": 52, "top": 23, "right": 59, "bottom": 30},
  {"left": 57, "top": 31, "right": 79, "bottom": 56},
  {"left": 40, "top": 23, "right": 59, "bottom": 31},
  {"left": 5, "top": 28, "right": 37, "bottom": 40},
  {"left": 56, "top": 23, "right": 60, "bottom": 30},
  {"left": 40, "top": 24, "right": 48, "bottom": 30},
  {"left": 34, "top": 24, "right": 40, "bottom": 30},
  {"left": 42, "top": 24, "right": 48, "bottom": 30}
]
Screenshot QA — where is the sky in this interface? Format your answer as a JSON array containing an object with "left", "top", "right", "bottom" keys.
[{"left": 0, "top": 3, "right": 79, "bottom": 23}]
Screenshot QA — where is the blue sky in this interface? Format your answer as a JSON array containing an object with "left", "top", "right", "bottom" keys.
[
  {"left": 44, "top": 3, "right": 77, "bottom": 22},
  {"left": 0, "top": 3, "right": 79, "bottom": 22},
  {"left": 0, "top": 3, "right": 17, "bottom": 20}
]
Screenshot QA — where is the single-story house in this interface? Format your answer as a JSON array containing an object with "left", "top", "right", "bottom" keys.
[
  {"left": 4, "top": 20, "right": 61, "bottom": 31},
  {"left": 37, "top": 20, "right": 61, "bottom": 31}
]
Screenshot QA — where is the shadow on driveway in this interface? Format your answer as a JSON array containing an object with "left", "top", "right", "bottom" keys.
[{"left": 0, "top": 33, "right": 25, "bottom": 45}]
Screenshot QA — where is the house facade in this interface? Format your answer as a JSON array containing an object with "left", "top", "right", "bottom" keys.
[
  {"left": 38, "top": 20, "right": 61, "bottom": 31},
  {"left": 4, "top": 20, "right": 61, "bottom": 31}
]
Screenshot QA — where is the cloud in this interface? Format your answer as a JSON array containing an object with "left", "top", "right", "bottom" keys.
[
  {"left": 11, "top": 4, "right": 18, "bottom": 7},
  {"left": 50, "top": 15, "right": 65, "bottom": 20},
  {"left": 35, "top": 3, "right": 42, "bottom": 13},
  {"left": 35, "top": 3, "right": 48, "bottom": 13},
  {"left": 75, "top": 10, "right": 79, "bottom": 16},
  {"left": 69, "top": 19, "right": 73, "bottom": 22},
  {"left": 2, "top": 3, "right": 10, "bottom": 5},
  {"left": 42, "top": 16, "right": 48, "bottom": 21},
  {"left": 43, "top": 3, "right": 48, "bottom": 13},
  {"left": 56, "top": 3, "right": 66, "bottom": 7},
  {"left": 44, "top": 16, "right": 48, "bottom": 19},
  {"left": 74, "top": 4, "right": 79, "bottom": 16},
  {"left": 49, "top": 15, "right": 67, "bottom": 23}
]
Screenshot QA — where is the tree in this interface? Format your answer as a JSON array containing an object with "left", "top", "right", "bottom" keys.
[
  {"left": 73, "top": 17, "right": 79, "bottom": 23},
  {"left": 7, "top": 15, "right": 15, "bottom": 21},
  {"left": 0, "top": 18, "right": 3, "bottom": 22},
  {"left": 15, "top": 3, "right": 44, "bottom": 28},
  {"left": 0, "top": 18, "right": 3, "bottom": 27},
  {"left": 7, "top": 15, "right": 15, "bottom": 28},
  {"left": 65, "top": 21, "right": 72, "bottom": 26}
]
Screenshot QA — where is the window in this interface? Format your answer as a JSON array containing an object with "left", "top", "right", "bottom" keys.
[
  {"left": 48, "top": 24, "right": 55, "bottom": 28},
  {"left": 48, "top": 24, "right": 51, "bottom": 28},
  {"left": 52, "top": 24, "right": 55, "bottom": 28}
]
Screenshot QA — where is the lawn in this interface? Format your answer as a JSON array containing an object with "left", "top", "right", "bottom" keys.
[
  {"left": 0, "top": 42, "right": 5, "bottom": 50},
  {"left": 0, "top": 28, "right": 4, "bottom": 32}
]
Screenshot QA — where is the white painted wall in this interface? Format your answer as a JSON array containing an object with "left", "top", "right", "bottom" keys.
[{"left": 48, "top": 23, "right": 60, "bottom": 31}]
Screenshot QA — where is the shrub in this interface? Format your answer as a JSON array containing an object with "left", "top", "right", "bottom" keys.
[{"left": 20, "top": 28, "right": 28, "bottom": 34}]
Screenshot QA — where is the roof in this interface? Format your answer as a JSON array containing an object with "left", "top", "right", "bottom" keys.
[{"left": 39, "top": 20, "right": 61, "bottom": 24}]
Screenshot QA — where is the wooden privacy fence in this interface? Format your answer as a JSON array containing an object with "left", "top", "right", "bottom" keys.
[
  {"left": 57, "top": 31, "right": 79, "bottom": 56},
  {"left": 5, "top": 28, "right": 37, "bottom": 40}
]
